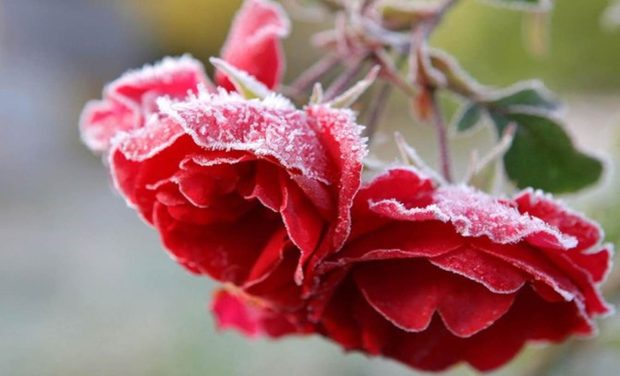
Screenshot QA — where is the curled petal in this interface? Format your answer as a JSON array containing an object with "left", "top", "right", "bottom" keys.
[
  {"left": 80, "top": 56, "right": 208, "bottom": 152},
  {"left": 515, "top": 189, "right": 603, "bottom": 251},
  {"left": 362, "top": 168, "right": 577, "bottom": 249},
  {"left": 304, "top": 105, "right": 367, "bottom": 263},
  {"left": 159, "top": 90, "right": 331, "bottom": 185}
]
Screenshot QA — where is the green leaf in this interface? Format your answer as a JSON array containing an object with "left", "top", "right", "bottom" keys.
[
  {"left": 209, "top": 57, "right": 271, "bottom": 99},
  {"left": 486, "top": 81, "right": 558, "bottom": 110},
  {"left": 454, "top": 103, "right": 483, "bottom": 132},
  {"left": 489, "top": 110, "right": 603, "bottom": 193},
  {"left": 483, "top": 0, "right": 552, "bottom": 11}
]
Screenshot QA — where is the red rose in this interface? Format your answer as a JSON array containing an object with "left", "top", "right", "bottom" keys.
[
  {"left": 109, "top": 90, "right": 364, "bottom": 309},
  {"left": 315, "top": 168, "right": 613, "bottom": 372}
]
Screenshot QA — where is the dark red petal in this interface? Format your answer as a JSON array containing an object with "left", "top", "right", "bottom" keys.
[
  {"left": 241, "top": 161, "right": 284, "bottom": 212},
  {"left": 462, "top": 287, "right": 594, "bottom": 371},
  {"left": 569, "top": 247, "right": 613, "bottom": 284},
  {"left": 384, "top": 316, "right": 464, "bottom": 372},
  {"left": 153, "top": 202, "right": 281, "bottom": 282},
  {"left": 319, "top": 284, "right": 363, "bottom": 351},
  {"left": 280, "top": 177, "right": 323, "bottom": 262},
  {"left": 429, "top": 245, "right": 527, "bottom": 294},
  {"left": 354, "top": 259, "right": 516, "bottom": 337},
  {"left": 244, "top": 227, "right": 289, "bottom": 287},
  {"left": 244, "top": 250, "right": 305, "bottom": 309},
  {"left": 216, "top": 0, "right": 290, "bottom": 90},
  {"left": 304, "top": 105, "right": 366, "bottom": 261},
  {"left": 327, "top": 221, "right": 462, "bottom": 268},
  {"left": 542, "top": 248, "right": 613, "bottom": 316},
  {"left": 515, "top": 189, "right": 603, "bottom": 251},
  {"left": 472, "top": 238, "right": 580, "bottom": 302},
  {"left": 175, "top": 161, "right": 247, "bottom": 208},
  {"left": 211, "top": 289, "right": 300, "bottom": 338},
  {"left": 383, "top": 287, "right": 594, "bottom": 372},
  {"left": 110, "top": 134, "right": 200, "bottom": 222}
]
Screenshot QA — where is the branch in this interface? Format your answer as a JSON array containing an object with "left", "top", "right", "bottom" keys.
[{"left": 429, "top": 89, "right": 453, "bottom": 182}]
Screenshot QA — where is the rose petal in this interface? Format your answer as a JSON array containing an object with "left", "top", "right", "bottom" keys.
[
  {"left": 280, "top": 177, "right": 324, "bottom": 261},
  {"left": 384, "top": 287, "right": 594, "bottom": 372},
  {"left": 326, "top": 221, "right": 462, "bottom": 268},
  {"left": 515, "top": 189, "right": 602, "bottom": 251},
  {"left": 355, "top": 259, "right": 516, "bottom": 337},
  {"left": 216, "top": 0, "right": 290, "bottom": 90},
  {"left": 429, "top": 245, "right": 527, "bottom": 294},
  {"left": 159, "top": 90, "right": 331, "bottom": 185},
  {"left": 303, "top": 105, "right": 367, "bottom": 275},
  {"left": 244, "top": 227, "right": 289, "bottom": 286},
  {"left": 241, "top": 161, "right": 284, "bottom": 212},
  {"left": 211, "top": 289, "right": 299, "bottom": 338},
  {"left": 472, "top": 238, "right": 580, "bottom": 302},
  {"left": 569, "top": 247, "right": 613, "bottom": 284},
  {"left": 153, "top": 201, "right": 281, "bottom": 282},
  {"left": 80, "top": 56, "right": 208, "bottom": 152},
  {"left": 110, "top": 134, "right": 199, "bottom": 222}
]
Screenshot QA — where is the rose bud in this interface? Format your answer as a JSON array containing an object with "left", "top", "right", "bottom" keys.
[{"left": 316, "top": 167, "right": 613, "bottom": 372}]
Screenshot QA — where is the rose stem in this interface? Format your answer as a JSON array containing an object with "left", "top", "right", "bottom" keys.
[
  {"left": 429, "top": 89, "right": 453, "bottom": 182},
  {"left": 324, "top": 56, "right": 367, "bottom": 101},
  {"left": 288, "top": 54, "right": 340, "bottom": 97},
  {"left": 364, "top": 81, "right": 392, "bottom": 141}
]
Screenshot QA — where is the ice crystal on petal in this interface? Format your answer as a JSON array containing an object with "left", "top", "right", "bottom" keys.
[{"left": 159, "top": 90, "right": 330, "bottom": 184}]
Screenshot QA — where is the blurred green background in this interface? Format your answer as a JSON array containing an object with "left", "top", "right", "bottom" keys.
[{"left": 0, "top": 0, "right": 619, "bottom": 375}]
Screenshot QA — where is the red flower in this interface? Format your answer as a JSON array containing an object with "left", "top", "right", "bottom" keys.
[
  {"left": 316, "top": 168, "right": 613, "bottom": 372},
  {"left": 80, "top": 0, "right": 289, "bottom": 153},
  {"left": 107, "top": 90, "right": 364, "bottom": 310}
]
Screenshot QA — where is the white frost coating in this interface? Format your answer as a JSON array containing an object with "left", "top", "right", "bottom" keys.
[
  {"left": 369, "top": 184, "right": 577, "bottom": 249},
  {"left": 105, "top": 55, "right": 207, "bottom": 97},
  {"left": 80, "top": 55, "right": 208, "bottom": 153},
  {"left": 111, "top": 116, "right": 185, "bottom": 162},
  {"left": 159, "top": 89, "right": 330, "bottom": 184},
  {"left": 516, "top": 187, "right": 604, "bottom": 248}
]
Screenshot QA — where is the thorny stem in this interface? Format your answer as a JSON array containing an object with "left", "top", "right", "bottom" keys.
[
  {"left": 288, "top": 54, "right": 340, "bottom": 97},
  {"left": 429, "top": 89, "right": 453, "bottom": 182},
  {"left": 324, "top": 56, "right": 368, "bottom": 100},
  {"left": 364, "top": 81, "right": 392, "bottom": 140}
]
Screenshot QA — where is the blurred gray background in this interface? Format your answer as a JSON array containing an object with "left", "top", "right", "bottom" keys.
[{"left": 1, "top": 0, "right": 620, "bottom": 375}]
